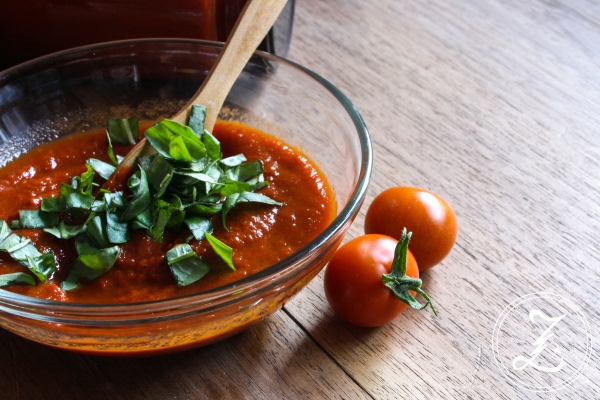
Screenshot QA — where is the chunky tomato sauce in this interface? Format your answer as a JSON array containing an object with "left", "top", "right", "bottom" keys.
[{"left": 0, "top": 121, "right": 335, "bottom": 303}]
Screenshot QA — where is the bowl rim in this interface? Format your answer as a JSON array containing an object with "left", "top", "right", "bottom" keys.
[{"left": 0, "top": 38, "right": 373, "bottom": 314}]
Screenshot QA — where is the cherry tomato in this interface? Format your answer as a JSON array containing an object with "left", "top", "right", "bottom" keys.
[
  {"left": 324, "top": 232, "right": 435, "bottom": 327},
  {"left": 364, "top": 187, "right": 457, "bottom": 270}
]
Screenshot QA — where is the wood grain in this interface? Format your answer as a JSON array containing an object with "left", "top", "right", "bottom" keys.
[
  {"left": 1, "top": 0, "right": 600, "bottom": 398},
  {"left": 284, "top": 0, "right": 600, "bottom": 398},
  {"left": 0, "top": 312, "right": 369, "bottom": 399}
]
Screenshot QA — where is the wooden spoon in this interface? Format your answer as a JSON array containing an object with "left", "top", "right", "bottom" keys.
[{"left": 105, "top": 0, "right": 288, "bottom": 187}]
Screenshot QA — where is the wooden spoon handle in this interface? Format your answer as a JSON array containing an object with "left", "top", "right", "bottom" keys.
[
  {"left": 104, "top": 0, "right": 288, "bottom": 186},
  {"left": 171, "top": 0, "right": 289, "bottom": 131}
]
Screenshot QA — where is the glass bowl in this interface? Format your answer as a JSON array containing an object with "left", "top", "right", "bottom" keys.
[{"left": 0, "top": 39, "right": 371, "bottom": 356}]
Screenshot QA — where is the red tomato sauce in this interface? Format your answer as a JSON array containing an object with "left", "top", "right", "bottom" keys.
[{"left": 0, "top": 121, "right": 335, "bottom": 303}]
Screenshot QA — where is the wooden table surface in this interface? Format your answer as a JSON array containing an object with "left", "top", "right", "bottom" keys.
[{"left": 2, "top": 0, "right": 599, "bottom": 398}]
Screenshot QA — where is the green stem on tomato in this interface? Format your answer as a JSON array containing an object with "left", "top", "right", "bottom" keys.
[{"left": 381, "top": 228, "right": 438, "bottom": 316}]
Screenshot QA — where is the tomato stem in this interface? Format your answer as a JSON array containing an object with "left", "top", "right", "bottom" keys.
[{"left": 381, "top": 229, "right": 437, "bottom": 316}]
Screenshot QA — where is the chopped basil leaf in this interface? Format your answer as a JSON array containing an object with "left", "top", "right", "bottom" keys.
[
  {"left": 106, "top": 211, "right": 130, "bottom": 244},
  {"left": 186, "top": 202, "right": 223, "bottom": 215},
  {"left": 73, "top": 164, "right": 95, "bottom": 196},
  {"left": 87, "top": 158, "right": 116, "bottom": 180},
  {"left": 25, "top": 252, "right": 57, "bottom": 282},
  {"left": 147, "top": 207, "right": 171, "bottom": 242},
  {"left": 221, "top": 192, "right": 284, "bottom": 229},
  {"left": 62, "top": 235, "right": 120, "bottom": 290},
  {"left": 0, "top": 232, "right": 56, "bottom": 282},
  {"left": 221, "top": 154, "right": 247, "bottom": 168},
  {"left": 44, "top": 221, "right": 87, "bottom": 240},
  {"left": 188, "top": 104, "right": 207, "bottom": 136},
  {"left": 0, "top": 220, "right": 11, "bottom": 242},
  {"left": 106, "top": 131, "right": 118, "bottom": 165},
  {"left": 64, "top": 192, "right": 95, "bottom": 217},
  {"left": 163, "top": 196, "right": 186, "bottom": 228},
  {"left": 104, "top": 191, "right": 128, "bottom": 210},
  {"left": 85, "top": 215, "right": 111, "bottom": 248},
  {"left": 107, "top": 117, "right": 139, "bottom": 145},
  {"left": 205, "top": 232, "right": 235, "bottom": 271},
  {"left": 237, "top": 160, "right": 264, "bottom": 182},
  {"left": 0, "top": 272, "right": 36, "bottom": 287},
  {"left": 144, "top": 120, "right": 207, "bottom": 162},
  {"left": 144, "top": 154, "right": 174, "bottom": 197},
  {"left": 184, "top": 216, "right": 213, "bottom": 240},
  {"left": 203, "top": 131, "right": 221, "bottom": 160},
  {"left": 41, "top": 196, "right": 65, "bottom": 212},
  {"left": 217, "top": 180, "right": 253, "bottom": 197},
  {"left": 121, "top": 169, "right": 151, "bottom": 221},
  {"left": 19, "top": 209, "right": 59, "bottom": 229},
  {"left": 174, "top": 170, "right": 218, "bottom": 184},
  {"left": 166, "top": 243, "right": 211, "bottom": 286},
  {"left": 132, "top": 208, "right": 153, "bottom": 230}
]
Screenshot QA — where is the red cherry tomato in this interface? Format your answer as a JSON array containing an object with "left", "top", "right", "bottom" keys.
[
  {"left": 364, "top": 187, "right": 457, "bottom": 270},
  {"left": 324, "top": 232, "right": 435, "bottom": 327}
]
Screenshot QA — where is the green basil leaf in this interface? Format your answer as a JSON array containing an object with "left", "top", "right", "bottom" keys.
[
  {"left": 221, "top": 154, "right": 247, "bottom": 168},
  {"left": 163, "top": 195, "right": 185, "bottom": 228},
  {"left": 59, "top": 181, "right": 75, "bottom": 197},
  {"left": 26, "top": 252, "right": 57, "bottom": 282},
  {"left": 204, "top": 162, "right": 223, "bottom": 183},
  {"left": 121, "top": 169, "right": 151, "bottom": 221},
  {"left": 188, "top": 104, "right": 207, "bottom": 136},
  {"left": 142, "top": 122, "right": 172, "bottom": 158},
  {"left": 107, "top": 117, "right": 139, "bottom": 145},
  {"left": 19, "top": 209, "right": 59, "bottom": 229},
  {"left": 104, "top": 191, "right": 128, "bottom": 211},
  {"left": 0, "top": 234, "right": 31, "bottom": 254},
  {"left": 106, "top": 211, "right": 130, "bottom": 244},
  {"left": 232, "top": 191, "right": 283, "bottom": 207},
  {"left": 41, "top": 196, "right": 65, "bottom": 213},
  {"left": 144, "top": 154, "right": 173, "bottom": 197},
  {"left": 0, "top": 272, "right": 36, "bottom": 287},
  {"left": 205, "top": 232, "right": 235, "bottom": 271},
  {"left": 44, "top": 221, "right": 87, "bottom": 240},
  {"left": 0, "top": 220, "right": 11, "bottom": 242},
  {"left": 91, "top": 198, "right": 106, "bottom": 213},
  {"left": 106, "top": 131, "right": 118, "bottom": 165},
  {"left": 132, "top": 209, "right": 154, "bottom": 230},
  {"left": 184, "top": 216, "right": 213, "bottom": 240},
  {"left": 217, "top": 180, "right": 253, "bottom": 197},
  {"left": 64, "top": 192, "right": 95, "bottom": 218},
  {"left": 203, "top": 131, "right": 221, "bottom": 160},
  {"left": 174, "top": 171, "right": 218, "bottom": 184},
  {"left": 238, "top": 160, "right": 264, "bottom": 182},
  {"left": 166, "top": 243, "right": 196, "bottom": 264},
  {"left": 185, "top": 159, "right": 209, "bottom": 172},
  {"left": 221, "top": 192, "right": 283, "bottom": 229},
  {"left": 147, "top": 207, "right": 171, "bottom": 242},
  {"left": 0, "top": 234, "right": 56, "bottom": 282},
  {"left": 85, "top": 215, "right": 111, "bottom": 249},
  {"left": 145, "top": 120, "right": 207, "bottom": 162},
  {"left": 169, "top": 135, "right": 193, "bottom": 162},
  {"left": 73, "top": 164, "right": 95, "bottom": 196},
  {"left": 62, "top": 235, "right": 120, "bottom": 290},
  {"left": 166, "top": 243, "right": 211, "bottom": 286},
  {"left": 87, "top": 158, "right": 116, "bottom": 180},
  {"left": 186, "top": 203, "right": 222, "bottom": 216}
]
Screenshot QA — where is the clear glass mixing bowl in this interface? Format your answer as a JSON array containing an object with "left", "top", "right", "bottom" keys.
[{"left": 0, "top": 39, "right": 371, "bottom": 355}]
